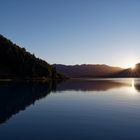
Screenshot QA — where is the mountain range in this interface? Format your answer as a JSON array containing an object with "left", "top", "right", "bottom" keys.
[
  {"left": 0, "top": 34, "right": 140, "bottom": 79},
  {"left": 110, "top": 63, "right": 140, "bottom": 77},
  {"left": 53, "top": 64, "right": 123, "bottom": 78},
  {"left": 53, "top": 64, "right": 140, "bottom": 78}
]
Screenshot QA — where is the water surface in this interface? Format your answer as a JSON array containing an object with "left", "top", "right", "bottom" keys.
[{"left": 0, "top": 78, "right": 140, "bottom": 140}]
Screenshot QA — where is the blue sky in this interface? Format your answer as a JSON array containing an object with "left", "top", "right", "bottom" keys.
[{"left": 0, "top": 0, "right": 140, "bottom": 68}]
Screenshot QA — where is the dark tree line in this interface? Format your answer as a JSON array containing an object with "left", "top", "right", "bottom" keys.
[{"left": 0, "top": 34, "right": 62, "bottom": 79}]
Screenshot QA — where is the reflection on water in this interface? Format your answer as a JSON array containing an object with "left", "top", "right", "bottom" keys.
[
  {"left": 134, "top": 79, "right": 140, "bottom": 92},
  {"left": 0, "top": 78, "right": 140, "bottom": 124},
  {"left": 57, "top": 78, "right": 140, "bottom": 92},
  {"left": 130, "top": 79, "right": 136, "bottom": 93},
  {"left": 0, "top": 78, "right": 140, "bottom": 140},
  {"left": 0, "top": 81, "right": 56, "bottom": 124}
]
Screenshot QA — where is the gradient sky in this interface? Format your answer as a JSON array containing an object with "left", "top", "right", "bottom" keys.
[{"left": 0, "top": 0, "right": 140, "bottom": 68}]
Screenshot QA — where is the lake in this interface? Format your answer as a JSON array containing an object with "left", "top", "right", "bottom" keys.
[{"left": 0, "top": 78, "right": 140, "bottom": 140}]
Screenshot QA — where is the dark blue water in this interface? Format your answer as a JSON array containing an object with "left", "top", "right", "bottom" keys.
[{"left": 0, "top": 78, "right": 140, "bottom": 140}]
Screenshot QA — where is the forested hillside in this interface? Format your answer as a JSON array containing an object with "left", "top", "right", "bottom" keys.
[{"left": 0, "top": 35, "right": 61, "bottom": 79}]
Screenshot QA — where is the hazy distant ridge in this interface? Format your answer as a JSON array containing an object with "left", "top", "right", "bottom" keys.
[
  {"left": 110, "top": 63, "right": 140, "bottom": 77},
  {"left": 53, "top": 64, "right": 123, "bottom": 78}
]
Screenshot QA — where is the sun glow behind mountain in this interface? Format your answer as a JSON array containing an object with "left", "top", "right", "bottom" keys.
[{"left": 131, "top": 64, "right": 136, "bottom": 70}]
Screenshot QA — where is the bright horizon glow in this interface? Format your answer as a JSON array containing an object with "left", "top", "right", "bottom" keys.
[
  {"left": 122, "top": 58, "right": 138, "bottom": 69},
  {"left": 0, "top": 0, "right": 140, "bottom": 67},
  {"left": 131, "top": 64, "right": 136, "bottom": 70}
]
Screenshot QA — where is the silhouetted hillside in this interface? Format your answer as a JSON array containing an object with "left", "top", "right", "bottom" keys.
[
  {"left": 53, "top": 64, "right": 123, "bottom": 78},
  {"left": 0, "top": 35, "right": 62, "bottom": 79},
  {"left": 110, "top": 63, "right": 140, "bottom": 77}
]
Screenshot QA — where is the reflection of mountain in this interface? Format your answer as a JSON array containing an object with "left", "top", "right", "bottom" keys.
[
  {"left": 0, "top": 81, "right": 55, "bottom": 124},
  {"left": 1, "top": 79, "right": 140, "bottom": 125},
  {"left": 56, "top": 79, "right": 129, "bottom": 91}
]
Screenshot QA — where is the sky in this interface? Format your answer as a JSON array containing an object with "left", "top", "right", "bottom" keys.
[{"left": 0, "top": 0, "right": 140, "bottom": 68}]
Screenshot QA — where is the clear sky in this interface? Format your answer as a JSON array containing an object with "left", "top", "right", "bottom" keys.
[{"left": 0, "top": 0, "right": 140, "bottom": 68}]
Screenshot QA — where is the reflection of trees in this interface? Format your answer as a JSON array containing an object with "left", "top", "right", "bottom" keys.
[
  {"left": 0, "top": 81, "right": 56, "bottom": 124},
  {"left": 56, "top": 79, "right": 129, "bottom": 91},
  {"left": 1, "top": 79, "right": 140, "bottom": 125},
  {"left": 134, "top": 84, "right": 140, "bottom": 92}
]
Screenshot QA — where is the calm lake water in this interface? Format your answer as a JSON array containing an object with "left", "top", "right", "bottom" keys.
[{"left": 0, "top": 78, "right": 140, "bottom": 140}]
